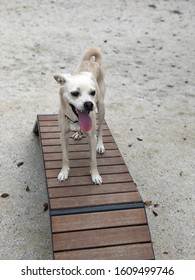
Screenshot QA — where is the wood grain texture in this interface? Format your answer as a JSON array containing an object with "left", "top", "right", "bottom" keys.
[
  {"left": 51, "top": 208, "right": 147, "bottom": 233},
  {"left": 54, "top": 243, "right": 154, "bottom": 260}
]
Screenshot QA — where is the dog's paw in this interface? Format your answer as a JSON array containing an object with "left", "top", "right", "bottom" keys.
[
  {"left": 96, "top": 143, "right": 105, "bottom": 154},
  {"left": 91, "top": 172, "right": 102, "bottom": 185},
  {"left": 57, "top": 168, "right": 69, "bottom": 181},
  {"left": 72, "top": 131, "right": 83, "bottom": 140}
]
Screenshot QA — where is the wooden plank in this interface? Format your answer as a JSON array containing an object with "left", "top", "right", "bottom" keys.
[
  {"left": 51, "top": 208, "right": 147, "bottom": 233},
  {"left": 39, "top": 126, "right": 61, "bottom": 133},
  {"left": 43, "top": 149, "right": 121, "bottom": 161},
  {"left": 46, "top": 165, "right": 129, "bottom": 178},
  {"left": 40, "top": 129, "right": 112, "bottom": 139},
  {"left": 47, "top": 173, "right": 133, "bottom": 188},
  {"left": 39, "top": 114, "right": 107, "bottom": 122},
  {"left": 38, "top": 115, "right": 58, "bottom": 121},
  {"left": 54, "top": 243, "right": 154, "bottom": 260},
  {"left": 39, "top": 120, "right": 59, "bottom": 127},
  {"left": 41, "top": 135, "right": 115, "bottom": 146},
  {"left": 39, "top": 123, "right": 109, "bottom": 133},
  {"left": 50, "top": 192, "right": 142, "bottom": 210},
  {"left": 40, "top": 132, "right": 61, "bottom": 139},
  {"left": 44, "top": 157, "right": 125, "bottom": 169},
  {"left": 48, "top": 182, "right": 137, "bottom": 199},
  {"left": 53, "top": 225, "right": 150, "bottom": 251},
  {"left": 42, "top": 142, "right": 117, "bottom": 153},
  {"left": 38, "top": 114, "right": 107, "bottom": 125}
]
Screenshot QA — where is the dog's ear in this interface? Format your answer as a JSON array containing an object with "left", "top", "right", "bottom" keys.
[{"left": 54, "top": 74, "right": 66, "bottom": 85}]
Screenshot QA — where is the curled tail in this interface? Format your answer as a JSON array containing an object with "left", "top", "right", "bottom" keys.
[{"left": 82, "top": 46, "right": 102, "bottom": 65}]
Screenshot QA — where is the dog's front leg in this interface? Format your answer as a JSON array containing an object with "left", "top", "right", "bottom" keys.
[
  {"left": 89, "top": 134, "right": 102, "bottom": 185},
  {"left": 58, "top": 129, "right": 70, "bottom": 181},
  {"left": 96, "top": 100, "right": 105, "bottom": 154}
]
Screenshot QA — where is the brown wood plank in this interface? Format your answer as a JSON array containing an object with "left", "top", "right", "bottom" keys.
[
  {"left": 38, "top": 114, "right": 107, "bottom": 125},
  {"left": 38, "top": 115, "right": 58, "bottom": 121},
  {"left": 50, "top": 192, "right": 142, "bottom": 210},
  {"left": 38, "top": 114, "right": 107, "bottom": 122},
  {"left": 39, "top": 126, "right": 61, "bottom": 133},
  {"left": 48, "top": 182, "right": 137, "bottom": 199},
  {"left": 47, "top": 173, "right": 132, "bottom": 188},
  {"left": 38, "top": 114, "right": 105, "bottom": 121},
  {"left": 54, "top": 243, "right": 154, "bottom": 260},
  {"left": 46, "top": 165, "right": 129, "bottom": 178},
  {"left": 40, "top": 129, "right": 112, "bottom": 139},
  {"left": 51, "top": 208, "right": 147, "bottom": 233},
  {"left": 43, "top": 149, "right": 121, "bottom": 161},
  {"left": 39, "top": 123, "right": 109, "bottom": 133},
  {"left": 40, "top": 132, "right": 60, "bottom": 139},
  {"left": 42, "top": 142, "right": 117, "bottom": 153},
  {"left": 44, "top": 157, "right": 125, "bottom": 169},
  {"left": 39, "top": 120, "right": 59, "bottom": 127},
  {"left": 41, "top": 135, "right": 115, "bottom": 146},
  {"left": 69, "top": 134, "right": 114, "bottom": 144},
  {"left": 53, "top": 225, "right": 150, "bottom": 251}
]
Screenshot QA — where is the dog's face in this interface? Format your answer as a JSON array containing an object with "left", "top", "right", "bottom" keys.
[
  {"left": 54, "top": 72, "right": 97, "bottom": 111},
  {"left": 54, "top": 72, "right": 98, "bottom": 132}
]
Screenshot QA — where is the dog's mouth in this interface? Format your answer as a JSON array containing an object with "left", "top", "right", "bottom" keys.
[{"left": 70, "top": 104, "right": 92, "bottom": 132}]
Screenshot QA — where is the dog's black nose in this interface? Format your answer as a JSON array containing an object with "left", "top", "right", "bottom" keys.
[{"left": 84, "top": 101, "right": 93, "bottom": 112}]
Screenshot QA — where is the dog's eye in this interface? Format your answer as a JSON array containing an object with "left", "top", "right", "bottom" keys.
[
  {"left": 71, "top": 91, "right": 80, "bottom": 97},
  {"left": 90, "top": 90, "right": 96, "bottom": 96}
]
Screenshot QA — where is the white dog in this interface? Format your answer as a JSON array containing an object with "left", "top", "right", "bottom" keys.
[{"left": 54, "top": 46, "right": 105, "bottom": 185}]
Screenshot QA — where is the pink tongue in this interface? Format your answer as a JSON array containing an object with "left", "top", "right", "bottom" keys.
[{"left": 78, "top": 111, "right": 92, "bottom": 132}]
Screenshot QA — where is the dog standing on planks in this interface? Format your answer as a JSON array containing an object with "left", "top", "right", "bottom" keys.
[{"left": 54, "top": 46, "right": 106, "bottom": 185}]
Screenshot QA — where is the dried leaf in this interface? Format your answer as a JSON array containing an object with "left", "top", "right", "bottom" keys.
[
  {"left": 148, "top": 4, "right": 156, "bottom": 9},
  {"left": 163, "top": 251, "right": 168, "bottom": 255},
  {"left": 17, "top": 161, "right": 24, "bottom": 167},
  {"left": 43, "top": 203, "right": 48, "bottom": 212},
  {"left": 145, "top": 200, "right": 152, "bottom": 207},
  {"left": 152, "top": 210, "right": 158, "bottom": 217},
  {"left": 1, "top": 193, "right": 9, "bottom": 198},
  {"left": 170, "top": 10, "right": 183, "bottom": 15},
  {"left": 167, "top": 84, "right": 174, "bottom": 88}
]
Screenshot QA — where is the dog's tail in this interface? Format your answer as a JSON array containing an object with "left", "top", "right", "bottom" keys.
[{"left": 82, "top": 46, "right": 102, "bottom": 65}]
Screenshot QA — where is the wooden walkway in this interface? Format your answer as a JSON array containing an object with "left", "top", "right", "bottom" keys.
[{"left": 34, "top": 114, "right": 154, "bottom": 260}]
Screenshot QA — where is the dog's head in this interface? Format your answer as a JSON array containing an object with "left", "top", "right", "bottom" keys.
[{"left": 54, "top": 72, "right": 98, "bottom": 132}]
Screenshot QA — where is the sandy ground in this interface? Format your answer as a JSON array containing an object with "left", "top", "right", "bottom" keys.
[{"left": 0, "top": 0, "right": 195, "bottom": 260}]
